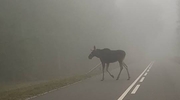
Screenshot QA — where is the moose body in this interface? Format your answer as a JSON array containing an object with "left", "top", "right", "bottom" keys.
[
  {"left": 97, "top": 48, "right": 125, "bottom": 63},
  {"left": 88, "top": 46, "right": 130, "bottom": 81}
]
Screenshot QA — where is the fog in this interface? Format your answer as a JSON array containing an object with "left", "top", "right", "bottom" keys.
[
  {"left": 0, "top": 0, "right": 179, "bottom": 82},
  {"left": 116, "top": 0, "right": 178, "bottom": 58}
]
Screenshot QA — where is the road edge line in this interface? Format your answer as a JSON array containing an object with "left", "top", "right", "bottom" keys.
[{"left": 117, "top": 61, "right": 153, "bottom": 100}]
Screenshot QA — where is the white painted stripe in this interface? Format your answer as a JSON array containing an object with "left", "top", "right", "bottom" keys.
[
  {"left": 25, "top": 79, "right": 84, "bottom": 100},
  {"left": 86, "top": 63, "right": 101, "bottom": 74},
  {"left": 131, "top": 85, "right": 140, "bottom": 94},
  {"left": 148, "top": 61, "right": 155, "bottom": 70},
  {"left": 139, "top": 77, "right": 145, "bottom": 82},
  {"left": 147, "top": 61, "right": 155, "bottom": 72},
  {"left": 148, "top": 67, "right": 151, "bottom": 70},
  {"left": 26, "top": 63, "right": 101, "bottom": 100},
  {"left": 117, "top": 61, "right": 153, "bottom": 100},
  {"left": 144, "top": 73, "right": 148, "bottom": 76}
]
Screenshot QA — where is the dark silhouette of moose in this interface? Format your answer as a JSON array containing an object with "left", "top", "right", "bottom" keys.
[{"left": 88, "top": 46, "right": 130, "bottom": 81}]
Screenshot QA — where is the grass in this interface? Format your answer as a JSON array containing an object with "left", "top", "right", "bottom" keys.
[{"left": 0, "top": 74, "right": 94, "bottom": 100}]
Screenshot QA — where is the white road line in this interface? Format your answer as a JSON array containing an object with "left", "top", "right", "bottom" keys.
[
  {"left": 145, "top": 61, "right": 155, "bottom": 75},
  {"left": 26, "top": 62, "right": 97, "bottom": 100},
  {"left": 148, "top": 61, "right": 155, "bottom": 70},
  {"left": 148, "top": 67, "right": 151, "bottom": 70},
  {"left": 26, "top": 63, "right": 101, "bottom": 100},
  {"left": 86, "top": 63, "right": 101, "bottom": 74},
  {"left": 25, "top": 80, "right": 83, "bottom": 100},
  {"left": 131, "top": 84, "right": 140, "bottom": 94},
  {"left": 117, "top": 61, "right": 153, "bottom": 100},
  {"left": 144, "top": 72, "right": 148, "bottom": 76},
  {"left": 139, "top": 77, "right": 145, "bottom": 82}
]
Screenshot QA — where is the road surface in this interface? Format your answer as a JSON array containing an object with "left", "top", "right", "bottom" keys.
[{"left": 29, "top": 59, "right": 180, "bottom": 100}]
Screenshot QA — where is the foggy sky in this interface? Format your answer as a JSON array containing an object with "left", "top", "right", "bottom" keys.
[{"left": 0, "top": 0, "right": 178, "bottom": 81}]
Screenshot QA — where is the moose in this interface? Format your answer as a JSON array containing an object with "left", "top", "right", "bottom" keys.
[{"left": 88, "top": 46, "right": 130, "bottom": 81}]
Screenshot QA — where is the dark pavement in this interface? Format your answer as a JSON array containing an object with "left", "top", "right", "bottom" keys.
[{"left": 30, "top": 59, "right": 180, "bottom": 100}]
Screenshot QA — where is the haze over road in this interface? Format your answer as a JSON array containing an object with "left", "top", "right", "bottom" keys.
[
  {"left": 29, "top": 58, "right": 180, "bottom": 100},
  {"left": 0, "top": 1, "right": 180, "bottom": 100}
]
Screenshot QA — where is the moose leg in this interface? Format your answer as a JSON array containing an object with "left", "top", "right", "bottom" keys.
[
  {"left": 101, "top": 63, "right": 105, "bottom": 81},
  {"left": 116, "top": 61, "right": 123, "bottom": 80},
  {"left": 106, "top": 63, "right": 114, "bottom": 78},
  {"left": 123, "top": 62, "right": 130, "bottom": 80}
]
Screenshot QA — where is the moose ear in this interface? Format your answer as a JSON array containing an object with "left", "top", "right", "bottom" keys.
[{"left": 94, "top": 46, "right": 96, "bottom": 50}]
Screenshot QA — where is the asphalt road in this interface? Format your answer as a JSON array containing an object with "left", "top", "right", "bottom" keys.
[{"left": 30, "top": 59, "right": 180, "bottom": 100}]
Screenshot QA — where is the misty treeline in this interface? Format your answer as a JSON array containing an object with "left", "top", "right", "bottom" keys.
[{"left": 0, "top": 0, "right": 179, "bottom": 82}]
